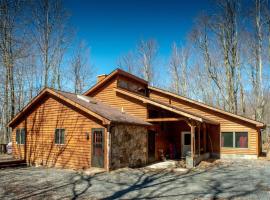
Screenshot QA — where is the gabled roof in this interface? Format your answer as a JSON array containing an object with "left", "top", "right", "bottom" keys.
[
  {"left": 8, "top": 88, "right": 151, "bottom": 127},
  {"left": 83, "top": 67, "right": 264, "bottom": 128},
  {"left": 83, "top": 68, "right": 148, "bottom": 96},
  {"left": 149, "top": 86, "right": 265, "bottom": 128},
  {"left": 114, "top": 88, "right": 220, "bottom": 125}
]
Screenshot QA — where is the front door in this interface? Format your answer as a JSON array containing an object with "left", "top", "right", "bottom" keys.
[
  {"left": 148, "top": 130, "right": 156, "bottom": 163},
  {"left": 92, "top": 128, "right": 104, "bottom": 168},
  {"left": 181, "top": 131, "right": 191, "bottom": 158}
]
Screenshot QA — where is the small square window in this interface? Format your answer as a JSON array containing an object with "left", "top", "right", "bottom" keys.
[
  {"left": 235, "top": 132, "right": 248, "bottom": 148},
  {"left": 221, "top": 132, "right": 233, "bottom": 148},
  {"left": 55, "top": 129, "right": 65, "bottom": 144}
]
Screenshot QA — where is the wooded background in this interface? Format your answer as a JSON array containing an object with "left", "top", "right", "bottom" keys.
[{"left": 1, "top": 0, "right": 270, "bottom": 144}]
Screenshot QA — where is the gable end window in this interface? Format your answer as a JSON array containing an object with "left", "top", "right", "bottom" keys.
[
  {"left": 118, "top": 79, "right": 146, "bottom": 96},
  {"left": 55, "top": 129, "right": 65, "bottom": 144},
  {"left": 16, "top": 128, "right": 25, "bottom": 144},
  {"left": 221, "top": 132, "right": 248, "bottom": 148}
]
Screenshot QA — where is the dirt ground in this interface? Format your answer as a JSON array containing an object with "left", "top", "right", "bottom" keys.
[{"left": 1, "top": 159, "right": 270, "bottom": 200}]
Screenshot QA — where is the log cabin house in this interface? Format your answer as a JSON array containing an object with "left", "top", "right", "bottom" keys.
[{"left": 8, "top": 68, "right": 265, "bottom": 170}]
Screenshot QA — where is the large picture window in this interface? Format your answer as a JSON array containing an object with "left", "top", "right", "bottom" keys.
[
  {"left": 55, "top": 129, "right": 65, "bottom": 144},
  {"left": 221, "top": 131, "right": 248, "bottom": 148},
  {"left": 16, "top": 128, "right": 25, "bottom": 144}
]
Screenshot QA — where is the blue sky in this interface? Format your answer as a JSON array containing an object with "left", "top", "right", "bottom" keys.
[{"left": 65, "top": 0, "right": 213, "bottom": 75}]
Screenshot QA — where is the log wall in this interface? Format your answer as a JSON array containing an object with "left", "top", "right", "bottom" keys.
[{"left": 11, "top": 95, "right": 108, "bottom": 170}]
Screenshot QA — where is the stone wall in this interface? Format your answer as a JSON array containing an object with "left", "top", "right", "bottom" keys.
[{"left": 110, "top": 124, "right": 147, "bottom": 169}]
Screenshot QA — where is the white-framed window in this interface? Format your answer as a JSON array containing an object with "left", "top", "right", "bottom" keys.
[
  {"left": 221, "top": 131, "right": 248, "bottom": 148},
  {"left": 55, "top": 129, "right": 65, "bottom": 144},
  {"left": 16, "top": 128, "right": 25, "bottom": 144}
]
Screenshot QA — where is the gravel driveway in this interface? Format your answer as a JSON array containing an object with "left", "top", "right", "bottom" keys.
[{"left": 1, "top": 159, "right": 270, "bottom": 200}]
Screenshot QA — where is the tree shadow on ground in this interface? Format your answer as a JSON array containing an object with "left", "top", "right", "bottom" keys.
[
  {"left": 1, "top": 163, "right": 269, "bottom": 200},
  {"left": 6, "top": 172, "right": 93, "bottom": 200},
  {"left": 103, "top": 165, "right": 264, "bottom": 200}
]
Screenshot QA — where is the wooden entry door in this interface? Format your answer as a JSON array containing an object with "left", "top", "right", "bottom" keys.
[
  {"left": 148, "top": 130, "right": 156, "bottom": 163},
  {"left": 181, "top": 131, "right": 191, "bottom": 158},
  {"left": 92, "top": 128, "right": 104, "bottom": 168}
]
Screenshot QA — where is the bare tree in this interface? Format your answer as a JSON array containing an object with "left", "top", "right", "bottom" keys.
[
  {"left": 169, "top": 42, "right": 188, "bottom": 96},
  {"left": 30, "top": 0, "right": 71, "bottom": 89},
  {"left": 215, "top": 0, "right": 240, "bottom": 114},
  {"left": 252, "top": 0, "right": 265, "bottom": 121},
  {"left": 0, "top": 0, "right": 26, "bottom": 142},
  {"left": 117, "top": 51, "right": 137, "bottom": 74},
  {"left": 190, "top": 1, "right": 241, "bottom": 114},
  {"left": 137, "top": 39, "right": 158, "bottom": 84},
  {"left": 190, "top": 14, "right": 228, "bottom": 108},
  {"left": 70, "top": 41, "right": 93, "bottom": 94}
]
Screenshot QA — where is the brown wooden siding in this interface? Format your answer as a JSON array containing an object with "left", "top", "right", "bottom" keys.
[
  {"left": 12, "top": 95, "right": 108, "bottom": 170},
  {"left": 149, "top": 90, "right": 259, "bottom": 156},
  {"left": 89, "top": 77, "right": 147, "bottom": 120}
]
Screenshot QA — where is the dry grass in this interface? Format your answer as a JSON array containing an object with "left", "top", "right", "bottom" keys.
[{"left": 197, "top": 159, "right": 232, "bottom": 170}]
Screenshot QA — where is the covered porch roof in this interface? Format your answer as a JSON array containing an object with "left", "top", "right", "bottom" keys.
[{"left": 114, "top": 88, "right": 219, "bottom": 125}]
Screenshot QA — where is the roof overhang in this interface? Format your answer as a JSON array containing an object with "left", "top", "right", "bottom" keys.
[
  {"left": 115, "top": 88, "right": 219, "bottom": 125},
  {"left": 8, "top": 88, "right": 111, "bottom": 127},
  {"left": 149, "top": 86, "right": 265, "bottom": 128}
]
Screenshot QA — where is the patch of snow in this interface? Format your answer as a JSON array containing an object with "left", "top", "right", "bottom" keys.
[
  {"left": 77, "top": 95, "right": 90, "bottom": 103},
  {"left": 146, "top": 160, "right": 177, "bottom": 169}
]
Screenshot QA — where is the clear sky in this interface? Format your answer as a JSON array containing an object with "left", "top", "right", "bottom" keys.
[{"left": 65, "top": 0, "right": 213, "bottom": 75}]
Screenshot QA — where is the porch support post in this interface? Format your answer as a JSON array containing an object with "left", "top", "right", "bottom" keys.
[
  {"left": 191, "top": 124, "right": 195, "bottom": 158},
  {"left": 106, "top": 125, "right": 111, "bottom": 172},
  {"left": 203, "top": 123, "right": 206, "bottom": 153}
]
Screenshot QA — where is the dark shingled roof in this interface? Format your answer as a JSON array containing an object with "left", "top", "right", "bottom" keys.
[{"left": 53, "top": 89, "right": 150, "bottom": 126}]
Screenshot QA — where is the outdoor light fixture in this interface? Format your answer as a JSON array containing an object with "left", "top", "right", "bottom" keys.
[{"left": 86, "top": 132, "right": 90, "bottom": 140}]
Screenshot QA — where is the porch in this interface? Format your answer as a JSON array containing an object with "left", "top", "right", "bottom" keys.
[{"left": 147, "top": 106, "right": 220, "bottom": 168}]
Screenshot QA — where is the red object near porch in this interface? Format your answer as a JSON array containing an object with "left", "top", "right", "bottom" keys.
[{"left": 169, "top": 144, "right": 176, "bottom": 159}]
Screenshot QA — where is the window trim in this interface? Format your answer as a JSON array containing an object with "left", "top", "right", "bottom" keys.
[
  {"left": 54, "top": 128, "right": 65, "bottom": 145},
  {"left": 220, "top": 131, "right": 249, "bottom": 149}
]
